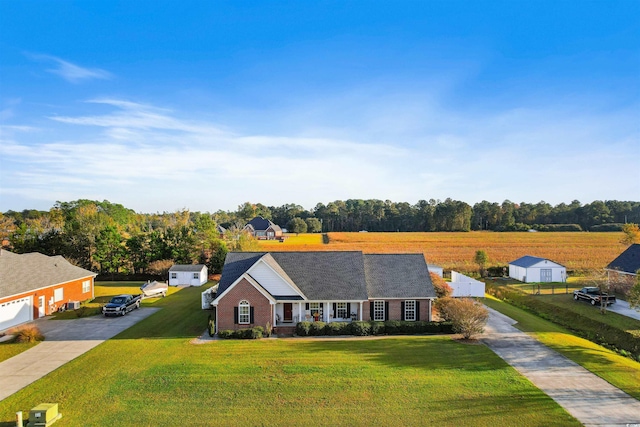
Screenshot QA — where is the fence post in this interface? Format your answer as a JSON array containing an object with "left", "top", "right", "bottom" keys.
[
  {"left": 566, "top": 284, "right": 568, "bottom": 294},
  {"left": 552, "top": 284, "right": 554, "bottom": 295}
]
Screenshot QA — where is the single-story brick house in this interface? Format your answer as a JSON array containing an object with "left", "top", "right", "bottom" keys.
[
  {"left": 168, "top": 264, "right": 208, "bottom": 286},
  {"left": 508, "top": 255, "right": 567, "bottom": 283},
  {"left": 243, "top": 216, "right": 283, "bottom": 240},
  {"left": 0, "top": 249, "right": 96, "bottom": 331},
  {"left": 211, "top": 251, "right": 436, "bottom": 334}
]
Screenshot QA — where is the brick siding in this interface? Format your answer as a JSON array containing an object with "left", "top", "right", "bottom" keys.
[{"left": 217, "top": 277, "right": 273, "bottom": 331}]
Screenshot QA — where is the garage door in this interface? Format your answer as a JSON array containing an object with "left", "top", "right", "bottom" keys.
[{"left": 0, "top": 296, "right": 33, "bottom": 331}]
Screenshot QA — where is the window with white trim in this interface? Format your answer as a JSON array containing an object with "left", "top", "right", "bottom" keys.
[
  {"left": 238, "top": 300, "right": 250, "bottom": 324},
  {"left": 373, "top": 300, "right": 385, "bottom": 321},
  {"left": 405, "top": 300, "right": 416, "bottom": 321},
  {"left": 54, "top": 288, "right": 64, "bottom": 302},
  {"left": 171, "top": 272, "right": 177, "bottom": 279},
  {"left": 82, "top": 280, "right": 91, "bottom": 293},
  {"left": 309, "top": 302, "right": 323, "bottom": 318},
  {"left": 336, "top": 302, "right": 348, "bottom": 319},
  {"left": 193, "top": 273, "right": 199, "bottom": 279}
]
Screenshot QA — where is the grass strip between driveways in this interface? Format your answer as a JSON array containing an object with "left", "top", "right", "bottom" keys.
[
  {"left": 0, "top": 287, "right": 579, "bottom": 427},
  {"left": 483, "top": 294, "right": 640, "bottom": 400}
]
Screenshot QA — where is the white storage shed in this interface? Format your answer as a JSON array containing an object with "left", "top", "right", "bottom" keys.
[
  {"left": 168, "top": 264, "right": 208, "bottom": 286},
  {"left": 508, "top": 255, "right": 566, "bottom": 283}
]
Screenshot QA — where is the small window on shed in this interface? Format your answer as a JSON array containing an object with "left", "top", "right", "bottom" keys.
[
  {"left": 193, "top": 273, "right": 199, "bottom": 279},
  {"left": 171, "top": 273, "right": 177, "bottom": 279}
]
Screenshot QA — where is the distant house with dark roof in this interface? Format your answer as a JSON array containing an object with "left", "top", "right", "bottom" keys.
[
  {"left": 0, "top": 250, "right": 96, "bottom": 331},
  {"left": 168, "top": 264, "right": 208, "bottom": 287},
  {"left": 508, "top": 255, "right": 566, "bottom": 283},
  {"left": 606, "top": 244, "right": 640, "bottom": 278},
  {"left": 243, "top": 216, "right": 283, "bottom": 240},
  {"left": 211, "top": 251, "right": 436, "bottom": 334}
]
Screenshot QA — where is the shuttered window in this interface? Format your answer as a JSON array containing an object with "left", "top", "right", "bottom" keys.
[
  {"left": 373, "top": 300, "right": 385, "bottom": 321},
  {"left": 238, "top": 300, "right": 250, "bottom": 324},
  {"left": 404, "top": 300, "right": 416, "bottom": 321}
]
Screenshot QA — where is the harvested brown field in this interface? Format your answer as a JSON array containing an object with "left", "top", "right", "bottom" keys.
[{"left": 257, "top": 231, "right": 624, "bottom": 273}]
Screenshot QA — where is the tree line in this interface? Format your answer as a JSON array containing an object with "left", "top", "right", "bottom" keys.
[{"left": 1, "top": 198, "right": 638, "bottom": 276}]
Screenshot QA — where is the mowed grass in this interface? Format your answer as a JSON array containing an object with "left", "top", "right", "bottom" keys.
[
  {"left": 0, "top": 341, "right": 38, "bottom": 363},
  {"left": 259, "top": 231, "right": 623, "bottom": 272},
  {"left": 536, "top": 294, "right": 640, "bottom": 338},
  {"left": 0, "top": 287, "right": 579, "bottom": 426},
  {"left": 483, "top": 295, "right": 640, "bottom": 400}
]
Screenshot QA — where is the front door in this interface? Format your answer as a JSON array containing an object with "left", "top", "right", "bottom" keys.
[
  {"left": 283, "top": 303, "right": 293, "bottom": 322},
  {"left": 38, "top": 296, "right": 46, "bottom": 317}
]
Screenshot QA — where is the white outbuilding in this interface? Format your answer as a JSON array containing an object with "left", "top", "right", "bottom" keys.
[
  {"left": 508, "top": 255, "right": 566, "bottom": 283},
  {"left": 168, "top": 264, "right": 208, "bottom": 286}
]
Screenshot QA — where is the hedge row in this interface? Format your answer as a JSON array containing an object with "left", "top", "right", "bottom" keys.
[
  {"left": 485, "top": 282, "right": 640, "bottom": 360},
  {"left": 218, "top": 326, "right": 264, "bottom": 339},
  {"left": 295, "top": 320, "right": 454, "bottom": 337}
]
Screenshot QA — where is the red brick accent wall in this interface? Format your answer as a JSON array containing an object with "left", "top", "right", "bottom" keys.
[
  {"left": 365, "top": 299, "right": 433, "bottom": 321},
  {"left": 217, "top": 278, "right": 273, "bottom": 331},
  {"left": 0, "top": 276, "right": 94, "bottom": 320}
]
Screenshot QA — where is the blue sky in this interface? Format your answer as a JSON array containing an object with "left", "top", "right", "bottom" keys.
[{"left": 1, "top": 1, "right": 638, "bottom": 213}]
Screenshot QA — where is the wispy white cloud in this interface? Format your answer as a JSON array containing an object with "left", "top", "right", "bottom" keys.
[
  {"left": 26, "top": 53, "right": 113, "bottom": 83},
  {"left": 1, "top": 95, "right": 638, "bottom": 212}
]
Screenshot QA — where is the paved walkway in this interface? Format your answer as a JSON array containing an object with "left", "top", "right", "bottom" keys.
[
  {"left": 0, "top": 308, "right": 159, "bottom": 401},
  {"left": 608, "top": 298, "right": 640, "bottom": 321},
  {"left": 482, "top": 308, "right": 640, "bottom": 427}
]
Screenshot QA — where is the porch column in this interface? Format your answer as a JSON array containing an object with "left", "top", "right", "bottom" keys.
[
  {"left": 359, "top": 302, "right": 363, "bottom": 321},
  {"left": 325, "top": 301, "right": 330, "bottom": 322},
  {"left": 428, "top": 299, "right": 432, "bottom": 322},
  {"left": 273, "top": 303, "right": 277, "bottom": 326}
]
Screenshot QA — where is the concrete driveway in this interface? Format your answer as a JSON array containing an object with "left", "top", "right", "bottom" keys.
[
  {"left": 0, "top": 308, "right": 159, "bottom": 401},
  {"left": 607, "top": 298, "right": 640, "bottom": 321},
  {"left": 482, "top": 308, "right": 640, "bottom": 427}
]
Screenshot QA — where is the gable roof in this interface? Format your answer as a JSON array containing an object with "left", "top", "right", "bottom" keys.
[
  {"left": 0, "top": 250, "right": 96, "bottom": 299},
  {"left": 364, "top": 254, "right": 435, "bottom": 298},
  {"left": 245, "top": 216, "right": 282, "bottom": 232},
  {"left": 169, "top": 264, "right": 206, "bottom": 272},
  {"left": 606, "top": 244, "right": 640, "bottom": 275},
  {"left": 216, "top": 251, "right": 435, "bottom": 301},
  {"left": 509, "top": 255, "right": 564, "bottom": 268}
]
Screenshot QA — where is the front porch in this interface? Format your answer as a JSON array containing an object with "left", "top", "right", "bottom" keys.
[{"left": 274, "top": 301, "right": 363, "bottom": 328}]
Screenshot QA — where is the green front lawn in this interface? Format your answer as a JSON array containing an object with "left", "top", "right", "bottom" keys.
[
  {"left": 484, "top": 295, "right": 640, "bottom": 400},
  {"left": 0, "top": 341, "right": 38, "bottom": 363},
  {"left": 0, "top": 287, "right": 579, "bottom": 426}
]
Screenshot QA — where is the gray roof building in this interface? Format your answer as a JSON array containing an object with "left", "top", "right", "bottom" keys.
[
  {"left": 606, "top": 244, "right": 640, "bottom": 276},
  {"left": 217, "top": 251, "right": 435, "bottom": 301},
  {"left": 0, "top": 250, "right": 96, "bottom": 299}
]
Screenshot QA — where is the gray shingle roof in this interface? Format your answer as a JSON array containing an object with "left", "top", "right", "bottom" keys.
[
  {"left": 217, "top": 251, "right": 435, "bottom": 301},
  {"left": 364, "top": 254, "right": 436, "bottom": 298},
  {"left": 606, "top": 244, "right": 640, "bottom": 275},
  {"left": 0, "top": 250, "right": 96, "bottom": 299},
  {"left": 509, "top": 255, "right": 563, "bottom": 268},
  {"left": 168, "top": 264, "right": 206, "bottom": 272},
  {"left": 245, "top": 216, "right": 282, "bottom": 232}
]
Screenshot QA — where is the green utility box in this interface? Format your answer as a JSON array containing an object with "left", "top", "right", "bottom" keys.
[{"left": 27, "top": 403, "right": 62, "bottom": 427}]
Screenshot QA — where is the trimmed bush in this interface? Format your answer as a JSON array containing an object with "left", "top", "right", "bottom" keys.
[
  {"left": 309, "top": 321, "right": 327, "bottom": 336},
  {"left": 384, "top": 320, "right": 404, "bottom": 334},
  {"left": 351, "top": 321, "right": 372, "bottom": 336},
  {"left": 218, "top": 330, "right": 234, "bottom": 339},
  {"left": 218, "top": 327, "right": 263, "bottom": 339},
  {"left": 296, "top": 322, "right": 312, "bottom": 337},
  {"left": 326, "top": 322, "right": 348, "bottom": 336},
  {"left": 369, "top": 321, "right": 385, "bottom": 335}
]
